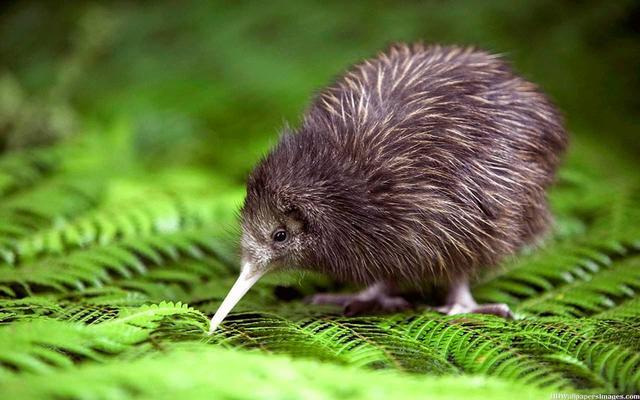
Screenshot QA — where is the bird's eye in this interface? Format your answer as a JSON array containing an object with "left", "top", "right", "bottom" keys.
[{"left": 273, "top": 229, "right": 288, "bottom": 243}]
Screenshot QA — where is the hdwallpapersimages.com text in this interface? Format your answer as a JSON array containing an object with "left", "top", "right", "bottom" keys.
[{"left": 551, "top": 394, "right": 640, "bottom": 399}]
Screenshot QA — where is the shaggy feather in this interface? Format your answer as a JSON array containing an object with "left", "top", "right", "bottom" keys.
[{"left": 242, "top": 43, "right": 568, "bottom": 286}]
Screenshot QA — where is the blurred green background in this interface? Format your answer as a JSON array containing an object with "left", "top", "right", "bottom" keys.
[{"left": 1, "top": 0, "right": 638, "bottom": 176}]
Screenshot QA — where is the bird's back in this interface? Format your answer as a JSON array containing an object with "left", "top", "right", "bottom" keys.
[{"left": 296, "top": 43, "right": 567, "bottom": 282}]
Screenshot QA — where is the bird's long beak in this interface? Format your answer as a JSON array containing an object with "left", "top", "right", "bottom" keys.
[{"left": 208, "top": 262, "right": 265, "bottom": 335}]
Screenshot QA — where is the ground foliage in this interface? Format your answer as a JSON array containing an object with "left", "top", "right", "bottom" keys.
[{"left": 0, "top": 1, "right": 638, "bottom": 399}]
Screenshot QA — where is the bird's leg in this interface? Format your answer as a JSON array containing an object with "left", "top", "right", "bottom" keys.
[
  {"left": 436, "top": 276, "right": 513, "bottom": 318},
  {"left": 307, "top": 282, "right": 411, "bottom": 316}
]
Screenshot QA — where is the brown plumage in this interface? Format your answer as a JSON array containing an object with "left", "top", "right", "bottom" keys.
[{"left": 209, "top": 43, "right": 568, "bottom": 333}]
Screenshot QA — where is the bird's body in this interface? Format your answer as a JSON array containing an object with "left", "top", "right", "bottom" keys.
[{"left": 209, "top": 43, "right": 567, "bottom": 333}]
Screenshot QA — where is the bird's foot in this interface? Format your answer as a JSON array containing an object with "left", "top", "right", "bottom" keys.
[
  {"left": 306, "top": 283, "right": 411, "bottom": 316},
  {"left": 435, "top": 302, "right": 514, "bottom": 319},
  {"left": 438, "top": 276, "right": 514, "bottom": 319}
]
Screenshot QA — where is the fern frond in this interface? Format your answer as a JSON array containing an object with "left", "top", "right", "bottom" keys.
[
  {"left": 0, "top": 320, "right": 113, "bottom": 376},
  {"left": 516, "top": 318, "right": 640, "bottom": 393},
  {"left": 0, "top": 230, "right": 232, "bottom": 298},
  {"left": 0, "top": 301, "right": 206, "bottom": 378},
  {"left": 0, "top": 296, "right": 63, "bottom": 323},
  {"left": 515, "top": 256, "right": 640, "bottom": 317},
  {"left": 473, "top": 239, "right": 639, "bottom": 308},
  {"left": 0, "top": 345, "right": 555, "bottom": 400},
  {"left": 0, "top": 177, "right": 103, "bottom": 263},
  {"left": 215, "top": 312, "right": 457, "bottom": 374},
  {"left": 385, "top": 313, "right": 572, "bottom": 389},
  {"left": 6, "top": 190, "right": 240, "bottom": 263},
  {"left": 0, "top": 147, "right": 61, "bottom": 198}
]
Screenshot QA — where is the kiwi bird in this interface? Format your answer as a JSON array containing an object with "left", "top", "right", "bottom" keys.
[{"left": 208, "top": 43, "right": 567, "bottom": 333}]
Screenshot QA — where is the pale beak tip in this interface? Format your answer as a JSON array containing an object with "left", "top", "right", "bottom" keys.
[
  {"left": 207, "top": 321, "right": 219, "bottom": 335},
  {"left": 205, "top": 263, "right": 265, "bottom": 337}
]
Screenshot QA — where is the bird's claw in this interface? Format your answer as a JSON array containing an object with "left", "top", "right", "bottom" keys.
[
  {"left": 307, "top": 291, "right": 412, "bottom": 316},
  {"left": 435, "top": 302, "right": 514, "bottom": 319}
]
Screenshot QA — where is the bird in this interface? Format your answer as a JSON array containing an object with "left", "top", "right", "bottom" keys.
[{"left": 208, "top": 43, "right": 568, "bottom": 334}]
